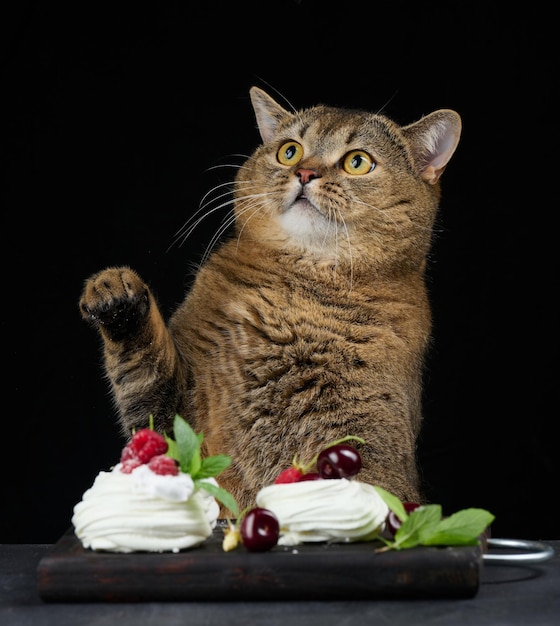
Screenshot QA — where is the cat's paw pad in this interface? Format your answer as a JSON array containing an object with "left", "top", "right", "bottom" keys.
[{"left": 79, "top": 267, "right": 150, "bottom": 338}]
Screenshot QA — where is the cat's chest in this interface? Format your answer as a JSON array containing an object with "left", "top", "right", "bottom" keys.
[
  {"left": 179, "top": 249, "right": 430, "bottom": 368},
  {"left": 206, "top": 281, "right": 414, "bottom": 357}
]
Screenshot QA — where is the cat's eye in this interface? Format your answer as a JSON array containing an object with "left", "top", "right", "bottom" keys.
[
  {"left": 342, "top": 150, "right": 375, "bottom": 175},
  {"left": 277, "top": 141, "right": 304, "bottom": 166}
]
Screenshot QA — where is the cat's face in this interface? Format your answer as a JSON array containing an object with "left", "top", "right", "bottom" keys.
[{"left": 233, "top": 88, "right": 461, "bottom": 268}]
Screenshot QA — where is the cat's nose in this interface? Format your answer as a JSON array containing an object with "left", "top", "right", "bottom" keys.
[{"left": 296, "top": 168, "right": 319, "bottom": 185}]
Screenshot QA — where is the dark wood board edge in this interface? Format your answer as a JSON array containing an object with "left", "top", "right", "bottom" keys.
[{"left": 37, "top": 528, "right": 484, "bottom": 602}]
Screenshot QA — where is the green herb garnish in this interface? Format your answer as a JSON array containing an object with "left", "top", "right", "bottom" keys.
[
  {"left": 374, "top": 486, "right": 494, "bottom": 552},
  {"left": 164, "top": 414, "right": 239, "bottom": 517}
]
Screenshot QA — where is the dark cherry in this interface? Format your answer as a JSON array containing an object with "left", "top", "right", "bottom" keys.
[
  {"left": 316, "top": 444, "right": 362, "bottom": 479},
  {"left": 386, "top": 502, "right": 421, "bottom": 536},
  {"left": 240, "top": 508, "right": 280, "bottom": 552}
]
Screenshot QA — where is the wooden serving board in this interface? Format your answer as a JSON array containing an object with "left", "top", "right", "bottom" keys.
[{"left": 37, "top": 526, "right": 484, "bottom": 602}]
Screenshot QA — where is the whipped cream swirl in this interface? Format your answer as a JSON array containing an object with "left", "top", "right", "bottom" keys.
[
  {"left": 72, "top": 464, "right": 219, "bottom": 553},
  {"left": 256, "top": 478, "right": 389, "bottom": 546}
]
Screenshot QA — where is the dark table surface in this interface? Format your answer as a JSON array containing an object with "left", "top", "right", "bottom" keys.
[{"left": 2, "top": 540, "right": 559, "bottom": 626}]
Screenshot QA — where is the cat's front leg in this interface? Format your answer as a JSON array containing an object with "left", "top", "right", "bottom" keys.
[{"left": 79, "top": 266, "right": 186, "bottom": 435}]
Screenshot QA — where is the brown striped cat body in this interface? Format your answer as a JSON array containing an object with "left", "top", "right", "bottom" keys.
[{"left": 80, "top": 87, "right": 461, "bottom": 513}]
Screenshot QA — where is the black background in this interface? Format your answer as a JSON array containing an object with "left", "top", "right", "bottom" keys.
[{"left": 2, "top": 1, "right": 557, "bottom": 543}]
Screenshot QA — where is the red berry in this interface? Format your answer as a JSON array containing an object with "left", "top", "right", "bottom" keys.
[
  {"left": 120, "top": 444, "right": 138, "bottom": 463},
  {"left": 316, "top": 444, "right": 361, "bottom": 479},
  {"left": 274, "top": 467, "right": 303, "bottom": 484},
  {"left": 120, "top": 458, "right": 142, "bottom": 474},
  {"left": 127, "top": 429, "right": 168, "bottom": 463},
  {"left": 148, "top": 455, "right": 179, "bottom": 476},
  {"left": 240, "top": 508, "right": 280, "bottom": 552},
  {"left": 386, "top": 502, "right": 421, "bottom": 536}
]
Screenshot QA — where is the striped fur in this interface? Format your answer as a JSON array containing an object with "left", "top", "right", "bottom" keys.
[{"left": 80, "top": 87, "right": 461, "bottom": 514}]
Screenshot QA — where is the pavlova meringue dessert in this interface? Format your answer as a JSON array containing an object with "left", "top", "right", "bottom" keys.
[
  {"left": 223, "top": 439, "right": 391, "bottom": 551},
  {"left": 255, "top": 478, "right": 389, "bottom": 547},
  {"left": 72, "top": 415, "right": 236, "bottom": 553},
  {"left": 72, "top": 464, "right": 219, "bottom": 553}
]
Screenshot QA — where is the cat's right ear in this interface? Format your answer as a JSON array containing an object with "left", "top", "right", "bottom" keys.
[
  {"left": 402, "top": 110, "right": 462, "bottom": 185},
  {"left": 249, "top": 87, "right": 290, "bottom": 144}
]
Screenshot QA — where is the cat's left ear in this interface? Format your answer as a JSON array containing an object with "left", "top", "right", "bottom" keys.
[
  {"left": 402, "top": 110, "right": 462, "bottom": 185},
  {"left": 249, "top": 86, "right": 291, "bottom": 144}
]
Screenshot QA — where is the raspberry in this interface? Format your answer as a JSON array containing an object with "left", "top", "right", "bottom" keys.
[
  {"left": 148, "top": 455, "right": 179, "bottom": 476},
  {"left": 274, "top": 467, "right": 303, "bottom": 484},
  {"left": 127, "top": 428, "right": 168, "bottom": 463},
  {"left": 120, "top": 458, "right": 142, "bottom": 474},
  {"left": 120, "top": 443, "right": 137, "bottom": 463}
]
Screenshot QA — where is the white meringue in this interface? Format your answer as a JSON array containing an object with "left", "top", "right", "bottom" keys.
[
  {"left": 256, "top": 478, "right": 389, "bottom": 546},
  {"left": 71, "top": 465, "right": 219, "bottom": 553}
]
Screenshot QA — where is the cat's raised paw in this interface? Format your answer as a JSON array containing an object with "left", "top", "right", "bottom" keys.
[{"left": 79, "top": 266, "right": 150, "bottom": 340}]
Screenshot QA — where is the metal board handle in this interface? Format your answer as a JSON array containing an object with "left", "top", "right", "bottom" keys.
[{"left": 483, "top": 538, "right": 555, "bottom": 564}]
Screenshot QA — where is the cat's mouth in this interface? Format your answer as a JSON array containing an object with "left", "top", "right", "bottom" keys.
[{"left": 291, "top": 195, "right": 322, "bottom": 216}]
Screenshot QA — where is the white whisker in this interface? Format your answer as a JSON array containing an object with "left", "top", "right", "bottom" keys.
[
  {"left": 336, "top": 209, "right": 354, "bottom": 291},
  {"left": 199, "top": 189, "right": 278, "bottom": 265},
  {"left": 231, "top": 191, "right": 277, "bottom": 255},
  {"left": 167, "top": 163, "right": 245, "bottom": 255}
]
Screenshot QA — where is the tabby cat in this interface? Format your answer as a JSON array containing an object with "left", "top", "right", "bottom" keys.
[{"left": 79, "top": 86, "right": 461, "bottom": 514}]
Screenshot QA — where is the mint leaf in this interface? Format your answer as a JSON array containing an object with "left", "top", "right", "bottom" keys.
[
  {"left": 189, "top": 447, "right": 202, "bottom": 477},
  {"left": 393, "top": 504, "right": 441, "bottom": 549},
  {"left": 196, "top": 454, "right": 232, "bottom": 479},
  {"left": 164, "top": 435, "right": 178, "bottom": 460},
  {"left": 375, "top": 489, "right": 495, "bottom": 553},
  {"left": 170, "top": 414, "right": 200, "bottom": 474},
  {"left": 196, "top": 480, "right": 239, "bottom": 517},
  {"left": 421, "top": 508, "right": 495, "bottom": 546},
  {"left": 374, "top": 486, "right": 408, "bottom": 523},
  {"left": 163, "top": 415, "right": 238, "bottom": 516}
]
